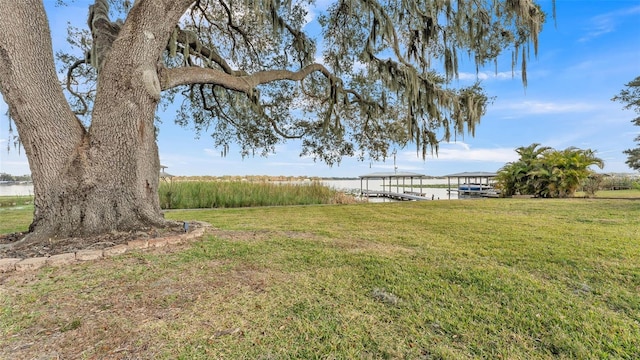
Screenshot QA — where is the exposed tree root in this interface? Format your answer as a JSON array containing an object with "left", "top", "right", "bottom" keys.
[{"left": 0, "top": 218, "right": 186, "bottom": 259}]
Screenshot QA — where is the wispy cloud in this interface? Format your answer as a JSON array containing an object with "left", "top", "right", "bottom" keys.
[
  {"left": 579, "top": 5, "right": 640, "bottom": 42},
  {"left": 401, "top": 142, "right": 517, "bottom": 163},
  {"left": 303, "top": 0, "right": 335, "bottom": 29},
  {"left": 0, "top": 157, "right": 30, "bottom": 175},
  {"left": 493, "top": 100, "right": 596, "bottom": 115},
  {"left": 458, "top": 71, "right": 520, "bottom": 81},
  {"left": 370, "top": 163, "right": 425, "bottom": 172},
  {"left": 303, "top": 3, "right": 316, "bottom": 26},
  {"left": 436, "top": 147, "right": 517, "bottom": 163},
  {"left": 203, "top": 148, "right": 224, "bottom": 158},
  {"left": 266, "top": 162, "right": 316, "bottom": 167}
]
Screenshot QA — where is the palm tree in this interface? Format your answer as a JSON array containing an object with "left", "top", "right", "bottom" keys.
[
  {"left": 496, "top": 162, "right": 522, "bottom": 196},
  {"left": 540, "top": 147, "right": 604, "bottom": 197},
  {"left": 515, "top": 143, "right": 552, "bottom": 195},
  {"left": 497, "top": 144, "right": 604, "bottom": 198},
  {"left": 515, "top": 143, "right": 552, "bottom": 162}
]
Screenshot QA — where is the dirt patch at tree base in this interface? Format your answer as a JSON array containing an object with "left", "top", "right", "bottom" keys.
[{"left": 0, "top": 222, "right": 206, "bottom": 260}]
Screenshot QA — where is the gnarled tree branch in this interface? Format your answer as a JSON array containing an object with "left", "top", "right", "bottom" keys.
[{"left": 160, "top": 63, "right": 339, "bottom": 92}]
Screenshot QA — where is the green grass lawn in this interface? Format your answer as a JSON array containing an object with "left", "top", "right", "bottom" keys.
[
  {"left": 1, "top": 198, "right": 639, "bottom": 359},
  {"left": 0, "top": 195, "right": 33, "bottom": 208},
  {"left": 575, "top": 189, "right": 640, "bottom": 199}
]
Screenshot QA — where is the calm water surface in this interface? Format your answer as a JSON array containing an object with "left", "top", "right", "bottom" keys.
[{"left": 0, "top": 184, "right": 33, "bottom": 196}]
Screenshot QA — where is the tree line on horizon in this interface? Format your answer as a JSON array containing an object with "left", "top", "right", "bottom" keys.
[{"left": 0, "top": 173, "right": 32, "bottom": 182}]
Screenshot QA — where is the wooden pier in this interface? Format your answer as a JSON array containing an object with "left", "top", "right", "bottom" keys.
[
  {"left": 359, "top": 172, "right": 434, "bottom": 201},
  {"left": 361, "top": 190, "right": 430, "bottom": 201}
]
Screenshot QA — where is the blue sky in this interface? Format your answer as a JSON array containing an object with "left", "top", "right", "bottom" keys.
[{"left": 1, "top": 0, "right": 639, "bottom": 177}]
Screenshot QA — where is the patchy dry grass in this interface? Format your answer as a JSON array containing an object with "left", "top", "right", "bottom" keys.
[{"left": 1, "top": 198, "right": 639, "bottom": 359}]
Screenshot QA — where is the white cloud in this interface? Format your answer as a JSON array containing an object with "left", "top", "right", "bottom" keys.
[
  {"left": 458, "top": 71, "right": 519, "bottom": 81},
  {"left": 267, "top": 162, "right": 316, "bottom": 167},
  {"left": 494, "top": 100, "right": 596, "bottom": 115},
  {"left": 367, "top": 160, "right": 425, "bottom": 172},
  {"left": 303, "top": 0, "right": 334, "bottom": 29},
  {"left": 436, "top": 147, "right": 517, "bottom": 163},
  {"left": 312, "top": 0, "right": 334, "bottom": 12},
  {"left": 400, "top": 142, "right": 517, "bottom": 163},
  {"left": 0, "top": 155, "right": 30, "bottom": 175},
  {"left": 303, "top": 2, "right": 316, "bottom": 26},
  {"left": 203, "top": 148, "right": 223, "bottom": 158},
  {"left": 579, "top": 5, "right": 640, "bottom": 42},
  {"left": 449, "top": 141, "right": 471, "bottom": 151}
]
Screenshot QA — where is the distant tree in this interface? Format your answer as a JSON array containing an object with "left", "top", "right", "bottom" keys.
[
  {"left": 0, "top": 0, "right": 548, "bottom": 244},
  {"left": 497, "top": 144, "right": 603, "bottom": 198},
  {"left": 581, "top": 173, "right": 603, "bottom": 198},
  {"left": 612, "top": 76, "right": 640, "bottom": 171},
  {"left": 0, "top": 173, "right": 31, "bottom": 182}
]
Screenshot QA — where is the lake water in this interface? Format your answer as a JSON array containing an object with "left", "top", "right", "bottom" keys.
[{"left": 0, "top": 184, "right": 33, "bottom": 196}]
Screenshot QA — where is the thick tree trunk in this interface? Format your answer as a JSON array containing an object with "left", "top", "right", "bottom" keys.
[{"left": 0, "top": 0, "right": 189, "bottom": 242}]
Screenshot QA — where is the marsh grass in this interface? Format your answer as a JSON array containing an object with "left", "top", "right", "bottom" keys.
[
  {"left": 1, "top": 199, "right": 639, "bottom": 358},
  {"left": 158, "top": 180, "right": 355, "bottom": 209}
]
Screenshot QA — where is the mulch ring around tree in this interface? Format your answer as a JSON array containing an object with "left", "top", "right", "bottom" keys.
[{"left": 0, "top": 224, "right": 202, "bottom": 260}]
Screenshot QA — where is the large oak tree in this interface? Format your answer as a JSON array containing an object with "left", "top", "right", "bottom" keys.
[{"left": 0, "top": 0, "right": 546, "bottom": 244}]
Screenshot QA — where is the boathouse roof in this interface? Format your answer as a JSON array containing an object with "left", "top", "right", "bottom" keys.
[
  {"left": 359, "top": 171, "right": 426, "bottom": 179},
  {"left": 444, "top": 171, "right": 497, "bottom": 178}
]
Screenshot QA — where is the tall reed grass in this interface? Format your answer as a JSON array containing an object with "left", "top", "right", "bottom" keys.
[{"left": 158, "top": 180, "right": 356, "bottom": 209}]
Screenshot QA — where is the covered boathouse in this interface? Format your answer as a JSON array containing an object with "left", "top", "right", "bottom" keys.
[
  {"left": 359, "top": 171, "right": 430, "bottom": 201},
  {"left": 444, "top": 171, "right": 498, "bottom": 197}
]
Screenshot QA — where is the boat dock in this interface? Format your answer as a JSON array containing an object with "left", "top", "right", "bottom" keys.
[
  {"left": 445, "top": 171, "right": 499, "bottom": 198},
  {"left": 361, "top": 190, "right": 430, "bottom": 201},
  {"left": 447, "top": 188, "right": 500, "bottom": 198},
  {"left": 359, "top": 172, "right": 435, "bottom": 201},
  {"left": 357, "top": 170, "right": 500, "bottom": 201}
]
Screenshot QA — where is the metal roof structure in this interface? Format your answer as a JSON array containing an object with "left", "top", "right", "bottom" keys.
[
  {"left": 444, "top": 171, "right": 497, "bottom": 178},
  {"left": 359, "top": 171, "right": 426, "bottom": 179},
  {"left": 358, "top": 171, "right": 429, "bottom": 198},
  {"left": 159, "top": 165, "right": 174, "bottom": 179},
  {"left": 444, "top": 171, "right": 498, "bottom": 197}
]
